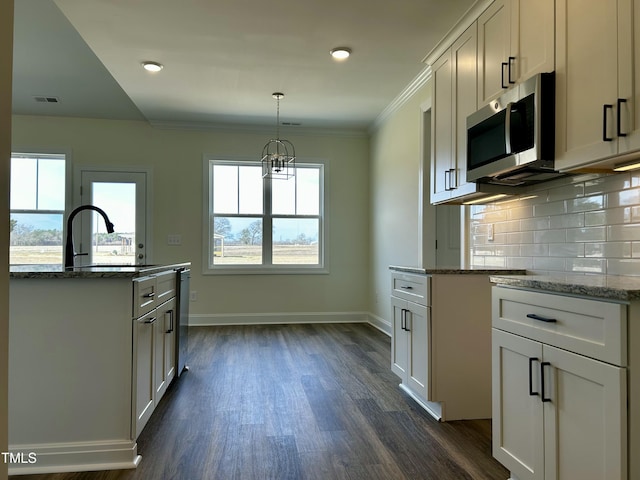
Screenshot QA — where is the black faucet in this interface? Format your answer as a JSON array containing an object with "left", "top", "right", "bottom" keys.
[{"left": 64, "top": 205, "right": 115, "bottom": 269}]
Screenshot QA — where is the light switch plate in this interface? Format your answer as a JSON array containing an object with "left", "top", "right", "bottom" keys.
[{"left": 167, "top": 234, "right": 182, "bottom": 246}]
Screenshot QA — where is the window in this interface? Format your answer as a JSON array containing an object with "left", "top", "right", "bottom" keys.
[
  {"left": 10, "top": 153, "right": 67, "bottom": 265},
  {"left": 207, "top": 159, "right": 325, "bottom": 273}
]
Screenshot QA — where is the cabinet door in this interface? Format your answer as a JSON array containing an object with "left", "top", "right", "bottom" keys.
[
  {"left": 492, "top": 329, "right": 544, "bottom": 480},
  {"left": 134, "top": 310, "right": 155, "bottom": 438},
  {"left": 154, "top": 298, "right": 176, "bottom": 402},
  {"left": 510, "top": 0, "right": 555, "bottom": 83},
  {"left": 406, "top": 302, "right": 430, "bottom": 401},
  {"left": 431, "top": 49, "right": 454, "bottom": 204},
  {"left": 452, "top": 23, "right": 478, "bottom": 189},
  {"left": 542, "top": 345, "right": 627, "bottom": 480},
  {"left": 391, "top": 297, "right": 408, "bottom": 380},
  {"left": 555, "top": 0, "right": 621, "bottom": 169},
  {"left": 163, "top": 298, "right": 176, "bottom": 389},
  {"left": 478, "top": 0, "right": 511, "bottom": 104}
]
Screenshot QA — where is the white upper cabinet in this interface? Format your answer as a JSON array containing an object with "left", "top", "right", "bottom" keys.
[
  {"left": 478, "top": 0, "right": 555, "bottom": 105},
  {"left": 555, "top": 0, "right": 640, "bottom": 171},
  {"left": 431, "top": 24, "right": 483, "bottom": 204}
]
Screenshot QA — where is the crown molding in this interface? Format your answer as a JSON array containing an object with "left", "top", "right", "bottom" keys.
[
  {"left": 148, "top": 119, "right": 369, "bottom": 138},
  {"left": 369, "top": 65, "right": 433, "bottom": 133},
  {"left": 422, "top": 0, "right": 494, "bottom": 66}
]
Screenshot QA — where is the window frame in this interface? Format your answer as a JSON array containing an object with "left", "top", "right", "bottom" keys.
[
  {"left": 9, "top": 150, "right": 71, "bottom": 265},
  {"left": 203, "top": 156, "right": 328, "bottom": 275}
]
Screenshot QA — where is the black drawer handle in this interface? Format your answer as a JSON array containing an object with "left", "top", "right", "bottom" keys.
[
  {"left": 143, "top": 292, "right": 155, "bottom": 298},
  {"left": 526, "top": 313, "right": 557, "bottom": 323},
  {"left": 400, "top": 286, "right": 413, "bottom": 290}
]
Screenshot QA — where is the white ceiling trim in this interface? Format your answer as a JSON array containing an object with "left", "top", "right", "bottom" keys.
[
  {"left": 369, "top": 65, "right": 433, "bottom": 134},
  {"left": 148, "top": 119, "right": 369, "bottom": 138}
]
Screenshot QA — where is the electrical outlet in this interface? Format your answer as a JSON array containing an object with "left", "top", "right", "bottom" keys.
[
  {"left": 488, "top": 224, "right": 495, "bottom": 242},
  {"left": 167, "top": 234, "right": 182, "bottom": 246},
  {"left": 190, "top": 291, "right": 197, "bottom": 302}
]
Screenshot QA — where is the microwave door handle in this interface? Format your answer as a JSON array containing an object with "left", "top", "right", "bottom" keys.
[{"left": 504, "top": 102, "right": 514, "bottom": 154}]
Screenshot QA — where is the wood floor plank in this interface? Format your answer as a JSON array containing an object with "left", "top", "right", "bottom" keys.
[{"left": 11, "top": 323, "right": 509, "bottom": 480}]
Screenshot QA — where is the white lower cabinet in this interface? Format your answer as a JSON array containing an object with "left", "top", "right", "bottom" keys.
[
  {"left": 391, "top": 295, "right": 430, "bottom": 402},
  {"left": 390, "top": 271, "right": 494, "bottom": 421},
  {"left": 133, "top": 274, "right": 177, "bottom": 439},
  {"left": 492, "top": 286, "right": 628, "bottom": 480}
]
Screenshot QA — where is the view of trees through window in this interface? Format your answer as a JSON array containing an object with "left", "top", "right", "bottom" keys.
[
  {"left": 210, "top": 161, "right": 323, "bottom": 268},
  {"left": 10, "top": 154, "right": 66, "bottom": 265}
]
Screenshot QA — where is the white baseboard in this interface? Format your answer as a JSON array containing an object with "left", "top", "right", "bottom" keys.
[
  {"left": 366, "top": 313, "right": 392, "bottom": 336},
  {"left": 7, "top": 440, "right": 140, "bottom": 475},
  {"left": 188, "top": 311, "right": 392, "bottom": 337},
  {"left": 189, "top": 311, "right": 369, "bottom": 326}
]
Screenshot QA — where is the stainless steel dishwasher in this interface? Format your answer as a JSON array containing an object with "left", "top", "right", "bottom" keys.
[{"left": 175, "top": 267, "right": 190, "bottom": 376}]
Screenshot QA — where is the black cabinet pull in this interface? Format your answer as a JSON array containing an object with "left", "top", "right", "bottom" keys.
[
  {"left": 400, "top": 285, "right": 414, "bottom": 290},
  {"left": 528, "top": 357, "right": 539, "bottom": 396},
  {"left": 507, "top": 56, "right": 516, "bottom": 84},
  {"left": 603, "top": 104, "right": 614, "bottom": 141},
  {"left": 400, "top": 308, "right": 406, "bottom": 331},
  {"left": 501, "top": 62, "right": 508, "bottom": 88},
  {"left": 541, "top": 362, "right": 552, "bottom": 402},
  {"left": 617, "top": 98, "right": 628, "bottom": 137},
  {"left": 405, "top": 311, "right": 411, "bottom": 332},
  {"left": 166, "top": 309, "right": 174, "bottom": 333},
  {"left": 526, "top": 313, "right": 557, "bottom": 323},
  {"left": 449, "top": 168, "right": 457, "bottom": 190}
]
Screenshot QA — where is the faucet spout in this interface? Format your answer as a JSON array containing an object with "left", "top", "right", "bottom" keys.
[{"left": 65, "top": 205, "right": 115, "bottom": 269}]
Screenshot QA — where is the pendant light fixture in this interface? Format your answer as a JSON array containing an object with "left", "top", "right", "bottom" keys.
[{"left": 261, "top": 92, "right": 296, "bottom": 180}]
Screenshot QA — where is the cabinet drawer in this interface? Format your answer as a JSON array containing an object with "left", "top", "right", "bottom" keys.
[
  {"left": 133, "top": 275, "right": 157, "bottom": 318},
  {"left": 492, "top": 286, "right": 627, "bottom": 365},
  {"left": 391, "top": 272, "right": 430, "bottom": 306},
  {"left": 155, "top": 270, "right": 176, "bottom": 304}
]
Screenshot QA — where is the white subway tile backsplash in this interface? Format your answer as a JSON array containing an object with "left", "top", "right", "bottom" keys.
[
  {"left": 585, "top": 242, "right": 632, "bottom": 258},
  {"left": 548, "top": 243, "right": 584, "bottom": 258},
  {"left": 468, "top": 173, "right": 640, "bottom": 276},
  {"left": 533, "top": 257, "right": 566, "bottom": 272},
  {"left": 566, "top": 258, "right": 606, "bottom": 274},
  {"left": 566, "top": 195, "right": 605, "bottom": 213},
  {"left": 566, "top": 226, "right": 606, "bottom": 243},
  {"left": 607, "top": 224, "right": 640, "bottom": 241},
  {"left": 534, "top": 229, "right": 566, "bottom": 244},
  {"left": 606, "top": 259, "right": 640, "bottom": 276},
  {"left": 520, "top": 216, "right": 551, "bottom": 231},
  {"left": 585, "top": 173, "right": 631, "bottom": 194},
  {"left": 533, "top": 200, "right": 566, "bottom": 217},
  {"left": 550, "top": 213, "right": 584, "bottom": 229}
]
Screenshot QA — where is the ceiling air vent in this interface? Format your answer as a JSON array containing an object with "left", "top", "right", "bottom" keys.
[{"left": 33, "top": 96, "right": 60, "bottom": 103}]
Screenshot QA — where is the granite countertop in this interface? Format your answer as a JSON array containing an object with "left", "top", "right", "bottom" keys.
[
  {"left": 490, "top": 274, "right": 640, "bottom": 301},
  {"left": 389, "top": 265, "right": 527, "bottom": 275},
  {"left": 9, "top": 262, "right": 191, "bottom": 279}
]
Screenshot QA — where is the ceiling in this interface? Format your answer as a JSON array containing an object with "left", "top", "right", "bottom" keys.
[{"left": 12, "top": 0, "right": 475, "bottom": 134}]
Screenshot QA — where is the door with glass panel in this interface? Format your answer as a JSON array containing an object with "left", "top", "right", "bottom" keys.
[{"left": 76, "top": 169, "right": 149, "bottom": 266}]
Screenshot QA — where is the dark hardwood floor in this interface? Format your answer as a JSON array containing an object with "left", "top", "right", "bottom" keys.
[{"left": 13, "top": 323, "right": 509, "bottom": 480}]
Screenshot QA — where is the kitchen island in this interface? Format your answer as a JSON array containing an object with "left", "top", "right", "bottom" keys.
[{"left": 8, "top": 263, "right": 189, "bottom": 475}]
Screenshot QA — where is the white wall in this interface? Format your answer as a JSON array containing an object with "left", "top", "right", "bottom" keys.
[
  {"left": 0, "top": 1, "right": 12, "bottom": 478},
  {"left": 11, "top": 115, "right": 370, "bottom": 324},
  {"left": 368, "top": 79, "right": 434, "bottom": 329}
]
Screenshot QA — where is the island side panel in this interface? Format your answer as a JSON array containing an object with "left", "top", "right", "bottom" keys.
[{"left": 9, "top": 277, "right": 133, "bottom": 445}]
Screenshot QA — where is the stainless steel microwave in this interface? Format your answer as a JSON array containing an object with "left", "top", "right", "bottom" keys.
[{"left": 466, "top": 72, "right": 560, "bottom": 185}]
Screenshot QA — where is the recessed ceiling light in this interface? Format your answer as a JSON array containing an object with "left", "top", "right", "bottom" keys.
[
  {"left": 330, "top": 47, "right": 351, "bottom": 60},
  {"left": 142, "top": 61, "right": 163, "bottom": 72}
]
